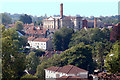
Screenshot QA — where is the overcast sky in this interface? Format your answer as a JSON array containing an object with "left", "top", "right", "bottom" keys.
[{"left": 0, "top": 0, "right": 119, "bottom": 17}]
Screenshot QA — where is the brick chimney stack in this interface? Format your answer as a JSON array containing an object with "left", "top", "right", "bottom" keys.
[
  {"left": 94, "top": 18, "right": 97, "bottom": 28},
  {"left": 60, "top": 3, "right": 63, "bottom": 18}
]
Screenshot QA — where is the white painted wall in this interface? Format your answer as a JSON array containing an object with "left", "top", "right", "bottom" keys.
[
  {"left": 28, "top": 40, "right": 47, "bottom": 50},
  {"left": 45, "top": 69, "right": 88, "bottom": 79}
]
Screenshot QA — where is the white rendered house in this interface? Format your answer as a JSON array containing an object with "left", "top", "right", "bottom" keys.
[{"left": 28, "top": 37, "right": 53, "bottom": 50}]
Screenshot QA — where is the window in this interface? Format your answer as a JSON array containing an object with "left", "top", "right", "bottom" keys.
[
  {"left": 29, "top": 31, "right": 31, "bottom": 33},
  {"left": 37, "top": 46, "right": 39, "bottom": 48},
  {"left": 35, "top": 31, "right": 37, "bottom": 33}
]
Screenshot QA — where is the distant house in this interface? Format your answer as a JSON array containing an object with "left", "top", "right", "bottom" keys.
[
  {"left": 44, "top": 65, "right": 88, "bottom": 80},
  {"left": 28, "top": 37, "right": 53, "bottom": 50}
]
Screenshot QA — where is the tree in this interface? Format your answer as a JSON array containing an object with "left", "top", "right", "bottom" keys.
[
  {"left": 19, "top": 14, "right": 32, "bottom": 24},
  {"left": 2, "top": 27, "right": 27, "bottom": 79},
  {"left": 32, "top": 49, "right": 45, "bottom": 57},
  {"left": 92, "top": 41, "right": 113, "bottom": 71},
  {"left": 2, "top": 36, "right": 26, "bottom": 79},
  {"left": 105, "top": 41, "right": 120, "bottom": 73},
  {"left": 53, "top": 27, "right": 74, "bottom": 51},
  {"left": 26, "top": 52, "right": 40, "bottom": 72},
  {"left": 15, "top": 21, "right": 24, "bottom": 31},
  {"left": 69, "top": 28, "right": 111, "bottom": 47},
  {"left": 0, "top": 13, "right": 12, "bottom": 25}
]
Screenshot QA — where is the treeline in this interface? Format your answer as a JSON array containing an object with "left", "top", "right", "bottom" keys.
[{"left": 0, "top": 13, "right": 45, "bottom": 25}]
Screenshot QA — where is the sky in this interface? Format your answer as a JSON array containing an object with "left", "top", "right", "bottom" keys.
[{"left": 0, "top": 0, "right": 119, "bottom": 17}]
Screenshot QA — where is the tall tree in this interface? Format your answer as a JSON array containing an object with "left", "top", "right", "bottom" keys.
[
  {"left": 19, "top": 14, "right": 32, "bottom": 24},
  {"left": 1, "top": 13, "right": 12, "bottom": 25},
  {"left": 15, "top": 21, "right": 24, "bottom": 31},
  {"left": 26, "top": 51, "right": 39, "bottom": 72},
  {"left": 2, "top": 36, "right": 26, "bottom": 79},
  {"left": 53, "top": 27, "right": 74, "bottom": 51},
  {"left": 105, "top": 41, "right": 120, "bottom": 73},
  {"left": 2, "top": 27, "right": 27, "bottom": 79}
]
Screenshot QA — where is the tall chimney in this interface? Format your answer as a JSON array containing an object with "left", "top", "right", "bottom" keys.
[
  {"left": 60, "top": 3, "right": 63, "bottom": 18},
  {"left": 94, "top": 18, "right": 97, "bottom": 28}
]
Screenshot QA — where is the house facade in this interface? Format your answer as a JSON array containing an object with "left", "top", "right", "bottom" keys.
[
  {"left": 28, "top": 37, "right": 53, "bottom": 50},
  {"left": 44, "top": 65, "right": 88, "bottom": 80}
]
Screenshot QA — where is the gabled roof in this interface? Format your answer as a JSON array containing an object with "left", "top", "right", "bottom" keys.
[
  {"left": 33, "top": 38, "right": 49, "bottom": 42},
  {"left": 45, "top": 66, "right": 61, "bottom": 72},
  {"left": 28, "top": 37, "right": 49, "bottom": 42},
  {"left": 45, "top": 65, "right": 88, "bottom": 74},
  {"left": 58, "top": 65, "right": 88, "bottom": 74}
]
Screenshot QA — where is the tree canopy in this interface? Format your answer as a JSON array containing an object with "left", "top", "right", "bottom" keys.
[
  {"left": 1, "top": 13, "right": 12, "bottom": 25},
  {"left": 69, "top": 28, "right": 111, "bottom": 47},
  {"left": 52, "top": 27, "right": 74, "bottom": 51},
  {"left": 26, "top": 51, "right": 40, "bottom": 72},
  {"left": 105, "top": 41, "right": 120, "bottom": 73},
  {"left": 15, "top": 21, "right": 24, "bottom": 31},
  {"left": 2, "top": 27, "right": 27, "bottom": 79},
  {"left": 19, "top": 14, "right": 32, "bottom": 24}
]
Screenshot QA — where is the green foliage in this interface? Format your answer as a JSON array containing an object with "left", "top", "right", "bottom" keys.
[
  {"left": 21, "top": 74, "right": 37, "bottom": 79},
  {"left": 0, "top": 25, "right": 5, "bottom": 33},
  {"left": 105, "top": 41, "right": 120, "bottom": 73},
  {"left": 53, "top": 27, "right": 74, "bottom": 51},
  {"left": 33, "top": 49, "right": 45, "bottom": 57},
  {"left": 0, "top": 13, "right": 12, "bottom": 25},
  {"left": 69, "top": 28, "right": 112, "bottom": 71},
  {"left": 69, "top": 28, "right": 110, "bottom": 47},
  {"left": 35, "top": 43, "right": 95, "bottom": 79},
  {"left": 2, "top": 36, "right": 26, "bottom": 79},
  {"left": 19, "top": 14, "right": 32, "bottom": 24},
  {"left": 2, "top": 28, "right": 27, "bottom": 79},
  {"left": 92, "top": 41, "right": 112, "bottom": 71},
  {"left": 2, "top": 28, "right": 27, "bottom": 48},
  {"left": 15, "top": 21, "right": 24, "bottom": 31},
  {"left": 26, "top": 52, "right": 40, "bottom": 72}
]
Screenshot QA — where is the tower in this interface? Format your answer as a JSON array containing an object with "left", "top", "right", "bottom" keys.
[
  {"left": 94, "top": 18, "right": 97, "bottom": 28},
  {"left": 60, "top": 3, "right": 63, "bottom": 18}
]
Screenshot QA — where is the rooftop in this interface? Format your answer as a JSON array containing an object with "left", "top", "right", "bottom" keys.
[{"left": 45, "top": 65, "right": 88, "bottom": 74}]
